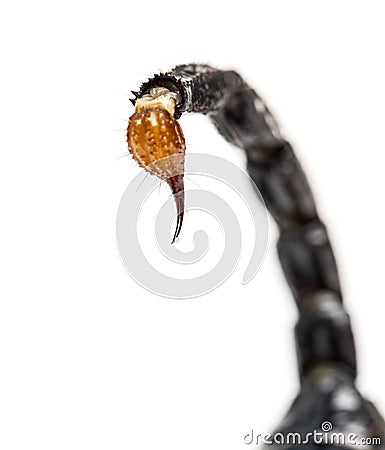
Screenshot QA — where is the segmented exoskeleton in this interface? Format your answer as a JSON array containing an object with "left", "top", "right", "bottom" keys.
[{"left": 127, "top": 64, "right": 385, "bottom": 449}]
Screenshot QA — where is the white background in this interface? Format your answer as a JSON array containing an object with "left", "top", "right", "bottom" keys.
[{"left": 1, "top": 1, "right": 385, "bottom": 449}]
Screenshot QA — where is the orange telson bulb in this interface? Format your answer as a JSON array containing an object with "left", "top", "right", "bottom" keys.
[{"left": 127, "top": 88, "right": 186, "bottom": 244}]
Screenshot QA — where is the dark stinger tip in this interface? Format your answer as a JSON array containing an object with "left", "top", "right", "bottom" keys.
[{"left": 167, "top": 175, "right": 184, "bottom": 245}]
